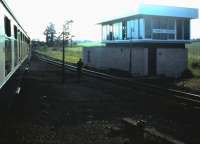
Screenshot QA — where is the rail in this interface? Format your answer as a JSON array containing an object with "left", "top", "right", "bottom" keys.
[{"left": 34, "top": 51, "right": 200, "bottom": 106}]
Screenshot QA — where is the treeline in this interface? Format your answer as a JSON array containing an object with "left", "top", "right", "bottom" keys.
[{"left": 191, "top": 38, "right": 200, "bottom": 42}]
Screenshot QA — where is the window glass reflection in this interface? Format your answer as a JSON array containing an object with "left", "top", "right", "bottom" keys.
[
  {"left": 176, "top": 20, "right": 183, "bottom": 40},
  {"left": 113, "top": 22, "right": 122, "bottom": 40},
  {"left": 145, "top": 17, "right": 152, "bottom": 39},
  {"left": 184, "top": 20, "right": 190, "bottom": 40},
  {"left": 127, "top": 19, "right": 138, "bottom": 39},
  {"left": 102, "top": 17, "right": 190, "bottom": 41},
  {"left": 152, "top": 17, "right": 175, "bottom": 40},
  {"left": 139, "top": 19, "right": 144, "bottom": 39}
]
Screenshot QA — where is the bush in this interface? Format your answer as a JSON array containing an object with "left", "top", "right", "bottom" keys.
[
  {"left": 52, "top": 47, "right": 58, "bottom": 51},
  {"left": 181, "top": 68, "right": 193, "bottom": 79},
  {"left": 191, "top": 61, "right": 200, "bottom": 69}
]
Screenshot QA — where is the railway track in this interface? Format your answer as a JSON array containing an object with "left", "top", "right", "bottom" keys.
[
  {"left": 33, "top": 51, "right": 200, "bottom": 144},
  {"left": 34, "top": 51, "right": 200, "bottom": 107}
]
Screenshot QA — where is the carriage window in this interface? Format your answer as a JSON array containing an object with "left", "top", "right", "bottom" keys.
[
  {"left": 4, "top": 16, "right": 12, "bottom": 75},
  {"left": 18, "top": 30, "right": 21, "bottom": 59},
  {"left": 21, "top": 32, "right": 23, "bottom": 58},
  {"left": 4, "top": 16, "right": 11, "bottom": 37},
  {"left": 14, "top": 25, "right": 18, "bottom": 66},
  {"left": 87, "top": 51, "right": 91, "bottom": 63},
  {"left": 5, "top": 39, "right": 12, "bottom": 75},
  {"left": 21, "top": 32, "right": 23, "bottom": 41},
  {"left": 14, "top": 25, "right": 17, "bottom": 39}
]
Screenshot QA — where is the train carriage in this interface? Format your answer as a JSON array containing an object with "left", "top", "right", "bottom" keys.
[{"left": 0, "top": 0, "right": 30, "bottom": 110}]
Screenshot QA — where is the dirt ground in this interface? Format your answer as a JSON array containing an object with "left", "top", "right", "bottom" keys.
[{"left": 0, "top": 56, "right": 200, "bottom": 144}]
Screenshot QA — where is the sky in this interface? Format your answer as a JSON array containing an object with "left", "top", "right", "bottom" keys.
[{"left": 5, "top": 0, "right": 200, "bottom": 41}]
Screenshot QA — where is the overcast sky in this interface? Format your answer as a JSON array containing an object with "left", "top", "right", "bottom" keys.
[{"left": 5, "top": 0, "right": 200, "bottom": 41}]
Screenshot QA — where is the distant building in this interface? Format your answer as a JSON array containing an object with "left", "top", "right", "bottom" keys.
[{"left": 83, "top": 5, "right": 198, "bottom": 77}]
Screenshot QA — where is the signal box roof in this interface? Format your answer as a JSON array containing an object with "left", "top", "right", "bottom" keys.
[{"left": 99, "top": 4, "right": 198, "bottom": 24}]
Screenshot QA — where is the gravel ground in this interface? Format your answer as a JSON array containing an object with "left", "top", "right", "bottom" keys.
[{"left": 0, "top": 56, "right": 200, "bottom": 144}]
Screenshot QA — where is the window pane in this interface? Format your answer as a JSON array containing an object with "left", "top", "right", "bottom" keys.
[
  {"left": 87, "top": 51, "right": 90, "bottom": 63},
  {"left": 153, "top": 18, "right": 160, "bottom": 29},
  {"left": 113, "top": 23, "right": 117, "bottom": 40},
  {"left": 160, "top": 18, "right": 167, "bottom": 29},
  {"left": 108, "top": 25, "right": 113, "bottom": 40},
  {"left": 14, "top": 25, "right": 17, "bottom": 39},
  {"left": 102, "top": 25, "right": 107, "bottom": 40},
  {"left": 168, "top": 19, "right": 175, "bottom": 30},
  {"left": 113, "top": 22, "right": 122, "bottom": 40},
  {"left": 127, "top": 19, "right": 138, "bottom": 39},
  {"left": 5, "top": 39, "right": 12, "bottom": 75},
  {"left": 18, "top": 30, "right": 21, "bottom": 59},
  {"left": 184, "top": 20, "right": 190, "bottom": 40},
  {"left": 145, "top": 17, "right": 152, "bottom": 39},
  {"left": 122, "top": 21, "right": 126, "bottom": 40},
  {"left": 139, "top": 19, "right": 144, "bottom": 39},
  {"left": 153, "top": 33, "right": 160, "bottom": 39},
  {"left": 168, "top": 34, "right": 175, "bottom": 40},
  {"left": 14, "top": 39, "right": 18, "bottom": 66},
  {"left": 4, "top": 16, "right": 11, "bottom": 37},
  {"left": 13, "top": 25, "right": 18, "bottom": 66},
  {"left": 152, "top": 18, "right": 175, "bottom": 40},
  {"left": 160, "top": 33, "right": 167, "bottom": 40},
  {"left": 102, "top": 25, "right": 113, "bottom": 40},
  {"left": 127, "top": 20, "right": 134, "bottom": 39},
  {"left": 176, "top": 20, "right": 183, "bottom": 40}
]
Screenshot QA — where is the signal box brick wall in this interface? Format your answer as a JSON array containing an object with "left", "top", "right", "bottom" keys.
[
  {"left": 131, "top": 48, "right": 148, "bottom": 76},
  {"left": 83, "top": 47, "right": 148, "bottom": 76},
  {"left": 83, "top": 47, "right": 130, "bottom": 71},
  {"left": 83, "top": 47, "right": 187, "bottom": 77},
  {"left": 157, "top": 48, "right": 187, "bottom": 77}
]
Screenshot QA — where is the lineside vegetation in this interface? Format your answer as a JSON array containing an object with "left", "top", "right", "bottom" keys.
[{"left": 36, "top": 42, "right": 200, "bottom": 89}]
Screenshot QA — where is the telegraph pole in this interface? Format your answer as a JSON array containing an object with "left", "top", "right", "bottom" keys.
[
  {"left": 62, "top": 20, "right": 73, "bottom": 83},
  {"left": 62, "top": 31, "right": 65, "bottom": 83}
]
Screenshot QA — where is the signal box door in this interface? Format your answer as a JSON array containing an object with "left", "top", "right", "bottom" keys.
[{"left": 148, "top": 48, "right": 157, "bottom": 76}]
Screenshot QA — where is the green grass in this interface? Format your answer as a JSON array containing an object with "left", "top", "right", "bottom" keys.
[
  {"left": 186, "top": 42, "right": 200, "bottom": 78},
  {"left": 36, "top": 42, "right": 200, "bottom": 89},
  {"left": 36, "top": 42, "right": 104, "bottom": 64},
  {"left": 183, "top": 42, "right": 200, "bottom": 89},
  {"left": 186, "top": 42, "right": 200, "bottom": 61},
  {"left": 77, "top": 42, "right": 105, "bottom": 47},
  {"left": 36, "top": 46, "right": 83, "bottom": 64}
]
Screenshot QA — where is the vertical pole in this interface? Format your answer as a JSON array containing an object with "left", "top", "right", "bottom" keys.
[{"left": 62, "top": 32, "right": 65, "bottom": 83}]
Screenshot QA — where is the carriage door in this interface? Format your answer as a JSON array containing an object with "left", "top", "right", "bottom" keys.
[
  {"left": 4, "top": 16, "right": 12, "bottom": 76},
  {"left": 148, "top": 48, "right": 157, "bottom": 76}
]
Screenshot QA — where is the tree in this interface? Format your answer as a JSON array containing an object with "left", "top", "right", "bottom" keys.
[{"left": 44, "top": 22, "right": 56, "bottom": 46}]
